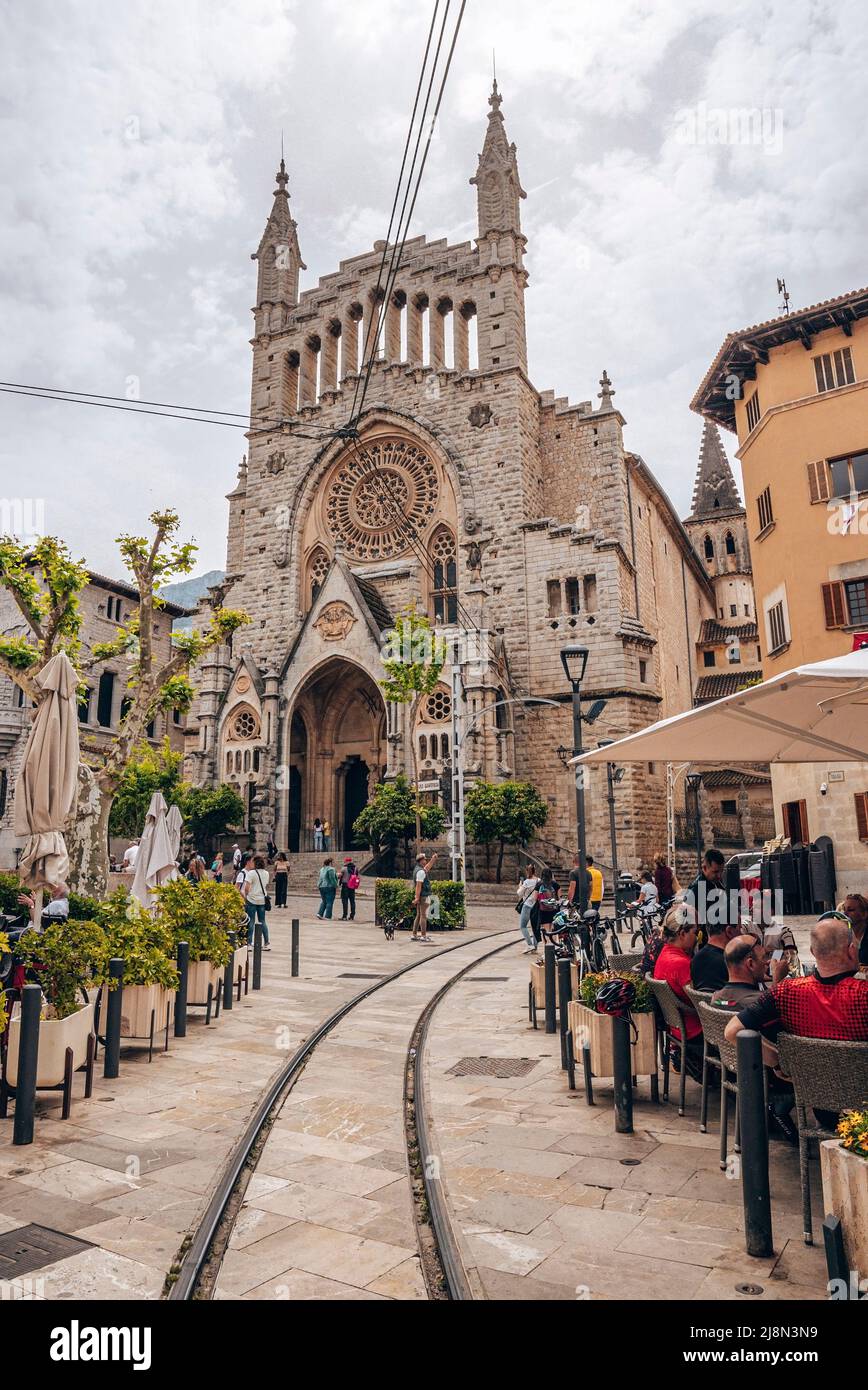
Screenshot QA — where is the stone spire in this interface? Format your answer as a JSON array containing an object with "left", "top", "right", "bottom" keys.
[
  {"left": 688, "top": 420, "right": 744, "bottom": 520},
  {"left": 251, "top": 156, "right": 306, "bottom": 309},
  {"left": 597, "top": 369, "right": 615, "bottom": 412},
  {"left": 470, "top": 80, "right": 526, "bottom": 239}
]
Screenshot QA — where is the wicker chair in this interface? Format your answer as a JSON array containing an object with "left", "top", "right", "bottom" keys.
[
  {"left": 684, "top": 985, "right": 713, "bottom": 1010},
  {"left": 609, "top": 950, "right": 643, "bottom": 974},
  {"left": 695, "top": 1000, "right": 742, "bottom": 1169},
  {"left": 645, "top": 974, "right": 698, "bottom": 1116},
  {"left": 776, "top": 1034, "right": 868, "bottom": 1245}
]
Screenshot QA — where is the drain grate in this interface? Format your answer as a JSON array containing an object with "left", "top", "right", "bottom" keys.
[
  {"left": 338, "top": 973, "right": 386, "bottom": 979},
  {"left": 0, "top": 1225, "right": 92, "bottom": 1277},
  {"left": 447, "top": 1056, "right": 540, "bottom": 1079},
  {"left": 464, "top": 976, "right": 509, "bottom": 983}
]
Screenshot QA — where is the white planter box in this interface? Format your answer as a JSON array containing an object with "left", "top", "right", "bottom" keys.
[
  {"left": 821, "top": 1140, "right": 868, "bottom": 1276},
  {"left": 187, "top": 958, "right": 223, "bottom": 1004},
  {"left": 6, "top": 999, "right": 96, "bottom": 1089},
  {"left": 568, "top": 1001, "right": 658, "bottom": 1078},
  {"left": 97, "top": 984, "right": 175, "bottom": 1040}
]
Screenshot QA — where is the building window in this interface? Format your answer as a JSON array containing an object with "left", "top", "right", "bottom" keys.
[
  {"left": 78, "top": 688, "right": 92, "bottom": 723},
  {"left": 725, "top": 531, "right": 736, "bottom": 555},
  {"left": 564, "top": 577, "right": 580, "bottom": 615},
  {"left": 721, "top": 799, "right": 738, "bottom": 816},
  {"left": 828, "top": 449, "right": 868, "bottom": 501},
  {"left": 757, "top": 485, "right": 773, "bottom": 532},
  {"left": 814, "top": 346, "right": 854, "bottom": 394},
  {"left": 424, "top": 687, "right": 452, "bottom": 722},
  {"left": 639, "top": 659, "right": 648, "bottom": 683},
  {"left": 96, "top": 671, "right": 115, "bottom": 727},
  {"left": 583, "top": 574, "right": 597, "bottom": 612},
  {"left": 233, "top": 709, "right": 259, "bottom": 739},
  {"left": 729, "top": 604, "right": 738, "bottom": 617},
  {"left": 745, "top": 391, "right": 761, "bottom": 432},
  {"left": 703, "top": 650, "right": 716, "bottom": 668},
  {"left": 845, "top": 577, "right": 868, "bottom": 626},
  {"left": 105, "top": 595, "right": 123, "bottom": 623},
  {"left": 419, "top": 734, "right": 428, "bottom": 761},
  {"left": 546, "top": 580, "right": 562, "bottom": 618},
  {"left": 0, "top": 768, "right": 6, "bottom": 818},
  {"left": 440, "top": 733, "right": 450, "bottom": 758},
  {"left": 767, "top": 600, "right": 788, "bottom": 654},
  {"left": 855, "top": 792, "right": 868, "bottom": 842},
  {"left": 727, "top": 643, "right": 741, "bottom": 664},
  {"left": 173, "top": 708, "right": 181, "bottom": 725},
  {"left": 308, "top": 546, "right": 330, "bottom": 605},
  {"left": 430, "top": 527, "right": 457, "bottom": 625},
  {"left": 703, "top": 534, "right": 714, "bottom": 560}
]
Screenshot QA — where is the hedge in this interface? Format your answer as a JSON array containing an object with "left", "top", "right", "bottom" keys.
[{"left": 375, "top": 878, "right": 465, "bottom": 930}]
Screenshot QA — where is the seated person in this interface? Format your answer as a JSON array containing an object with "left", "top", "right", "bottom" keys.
[
  {"left": 711, "top": 934, "right": 769, "bottom": 1006},
  {"left": 724, "top": 916, "right": 868, "bottom": 1132},
  {"left": 653, "top": 905, "right": 702, "bottom": 1078},
  {"left": 690, "top": 919, "right": 743, "bottom": 993},
  {"left": 839, "top": 893, "right": 868, "bottom": 968},
  {"left": 18, "top": 881, "right": 69, "bottom": 925},
  {"left": 631, "top": 871, "right": 659, "bottom": 918}
]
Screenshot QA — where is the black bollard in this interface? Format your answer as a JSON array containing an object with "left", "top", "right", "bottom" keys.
[
  {"left": 612, "top": 1016, "right": 634, "bottom": 1134},
  {"left": 582, "top": 1039, "right": 595, "bottom": 1105},
  {"left": 565, "top": 1029, "right": 576, "bottom": 1092},
  {"left": 557, "top": 957, "right": 572, "bottom": 1069},
  {"left": 103, "top": 957, "right": 125, "bottom": 1079},
  {"left": 291, "top": 918, "right": 299, "bottom": 978},
  {"left": 543, "top": 943, "right": 557, "bottom": 1035},
  {"left": 736, "top": 1028, "right": 774, "bottom": 1258},
  {"left": 252, "top": 921, "right": 263, "bottom": 991},
  {"left": 223, "top": 932, "right": 236, "bottom": 1011},
  {"left": 174, "top": 941, "right": 189, "bottom": 1038},
  {"left": 12, "top": 985, "right": 42, "bottom": 1146}
]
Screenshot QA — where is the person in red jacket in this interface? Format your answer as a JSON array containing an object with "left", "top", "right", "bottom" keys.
[{"left": 653, "top": 904, "right": 702, "bottom": 1078}]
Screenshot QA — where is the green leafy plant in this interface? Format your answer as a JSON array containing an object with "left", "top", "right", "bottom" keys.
[
  {"left": 353, "top": 774, "right": 445, "bottom": 854},
  {"left": 18, "top": 918, "right": 109, "bottom": 1019},
  {"left": 375, "top": 878, "right": 465, "bottom": 930},
  {"left": 578, "top": 970, "right": 653, "bottom": 1013},
  {"left": 108, "top": 740, "right": 244, "bottom": 852},
  {"left": 153, "top": 878, "right": 242, "bottom": 966},
  {"left": 380, "top": 606, "right": 446, "bottom": 847},
  {"left": 465, "top": 780, "right": 548, "bottom": 882},
  {"left": 0, "top": 929, "right": 9, "bottom": 1034},
  {"left": 838, "top": 1107, "right": 868, "bottom": 1160},
  {"left": 93, "top": 889, "right": 179, "bottom": 990},
  {"left": 0, "top": 872, "right": 23, "bottom": 915}
]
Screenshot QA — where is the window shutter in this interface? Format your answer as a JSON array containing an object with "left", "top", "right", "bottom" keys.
[
  {"left": 855, "top": 792, "right": 868, "bottom": 843},
  {"left": 807, "top": 459, "right": 830, "bottom": 503},
  {"left": 822, "top": 581, "right": 846, "bottom": 628}
]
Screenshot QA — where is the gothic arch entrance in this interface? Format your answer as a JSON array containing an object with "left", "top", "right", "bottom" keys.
[{"left": 284, "top": 657, "right": 385, "bottom": 852}]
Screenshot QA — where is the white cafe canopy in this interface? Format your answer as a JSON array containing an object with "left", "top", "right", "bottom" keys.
[{"left": 573, "top": 649, "right": 868, "bottom": 767}]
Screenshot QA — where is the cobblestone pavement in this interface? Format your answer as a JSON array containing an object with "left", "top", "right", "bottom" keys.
[{"left": 0, "top": 896, "right": 829, "bottom": 1300}]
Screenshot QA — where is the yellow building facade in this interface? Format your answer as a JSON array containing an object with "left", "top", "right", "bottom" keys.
[{"left": 693, "top": 287, "right": 868, "bottom": 893}]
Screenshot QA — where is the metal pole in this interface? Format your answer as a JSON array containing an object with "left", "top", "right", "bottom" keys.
[
  {"left": 543, "top": 942, "right": 557, "bottom": 1034},
  {"left": 571, "top": 686, "right": 587, "bottom": 911},
  {"left": 612, "top": 1016, "right": 634, "bottom": 1134},
  {"left": 103, "top": 957, "right": 125, "bottom": 1079},
  {"left": 174, "top": 941, "right": 189, "bottom": 1037},
  {"left": 736, "top": 1029, "right": 774, "bottom": 1258},
  {"left": 291, "top": 918, "right": 300, "bottom": 977},
  {"left": 12, "top": 984, "right": 41, "bottom": 1146},
  {"left": 557, "top": 957, "right": 572, "bottom": 1069},
  {"left": 606, "top": 763, "right": 619, "bottom": 897},
  {"left": 252, "top": 921, "right": 263, "bottom": 991},
  {"left": 223, "top": 932, "right": 236, "bottom": 1010}
]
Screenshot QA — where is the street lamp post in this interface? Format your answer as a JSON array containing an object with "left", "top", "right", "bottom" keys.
[
  {"left": 598, "top": 737, "right": 625, "bottom": 912},
  {"left": 686, "top": 772, "right": 703, "bottom": 874},
  {"left": 561, "top": 646, "right": 589, "bottom": 912}
]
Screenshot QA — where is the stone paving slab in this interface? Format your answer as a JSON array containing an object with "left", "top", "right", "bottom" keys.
[
  {"left": 424, "top": 947, "right": 828, "bottom": 1303},
  {"left": 0, "top": 892, "right": 504, "bottom": 1299}
]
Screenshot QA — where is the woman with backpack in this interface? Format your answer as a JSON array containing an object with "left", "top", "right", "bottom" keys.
[
  {"left": 340, "top": 857, "right": 360, "bottom": 920},
  {"left": 243, "top": 853, "right": 271, "bottom": 950},
  {"left": 516, "top": 864, "right": 541, "bottom": 953},
  {"left": 317, "top": 858, "right": 338, "bottom": 919},
  {"left": 536, "top": 867, "right": 560, "bottom": 942}
]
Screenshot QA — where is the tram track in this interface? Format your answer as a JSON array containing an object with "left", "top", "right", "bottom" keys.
[{"left": 166, "top": 928, "right": 519, "bottom": 1301}]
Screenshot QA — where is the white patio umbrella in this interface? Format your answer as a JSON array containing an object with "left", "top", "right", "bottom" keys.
[
  {"left": 573, "top": 648, "right": 868, "bottom": 768},
  {"left": 14, "top": 650, "right": 80, "bottom": 897},
  {"left": 165, "top": 802, "right": 183, "bottom": 862},
  {"left": 130, "top": 791, "right": 178, "bottom": 909}
]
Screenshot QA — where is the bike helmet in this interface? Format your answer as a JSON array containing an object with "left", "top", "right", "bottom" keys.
[
  {"left": 594, "top": 978, "right": 636, "bottom": 1018},
  {"left": 550, "top": 909, "right": 571, "bottom": 930}
]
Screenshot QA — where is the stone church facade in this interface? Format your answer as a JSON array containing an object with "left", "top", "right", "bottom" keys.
[{"left": 186, "top": 84, "right": 719, "bottom": 870}]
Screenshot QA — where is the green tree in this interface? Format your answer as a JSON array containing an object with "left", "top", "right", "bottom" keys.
[
  {"left": 464, "top": 780, "right": 548, "bottom": 882},
  {"left": 352, "top": 773, "right": 445, "bottom": 865},
  {"left": 183, "top": 784, "right": 245, "bottom": 854},
  {"left": 108, "top": 740, "right": 244, "bottom": 856},
  {"left": 380, "top": 606, "right": 446, "bottom": 849}
]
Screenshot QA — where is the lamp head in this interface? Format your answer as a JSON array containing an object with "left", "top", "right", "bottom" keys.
[
  {"left": 584, "top": 698, "right": 606, "bottom": 724},
  {"left": 560, "top": 644, "right": 589, "bottom": 688}
]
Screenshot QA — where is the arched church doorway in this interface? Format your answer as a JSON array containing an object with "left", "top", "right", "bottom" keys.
[{"left": 285, "top": 657, "right": 385, "bottom": 852}]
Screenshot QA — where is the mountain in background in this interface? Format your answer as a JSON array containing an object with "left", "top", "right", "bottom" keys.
[{"left": 163, "top": 569, "right": 225, "bottom": 630}]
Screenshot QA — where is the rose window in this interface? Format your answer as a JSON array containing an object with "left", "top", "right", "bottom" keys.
[
  {"left": 233, "top": 710, "right": 258, "bottom": 739},
  {"left": 424, "top": 688, "right": 452, "bottom": 722},
  {"left": 324, "top": 438, "right": 440, "bottom": 561}
]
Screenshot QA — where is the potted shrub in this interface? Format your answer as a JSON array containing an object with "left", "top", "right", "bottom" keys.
[
  {"left": 94, "top": 890, "right": 179, "bottom": 1044},
  {"left": 375, "top": 877, "right": 465, "bottom": 931},
  {"left": 154, "top": 878, "right": 240, "bottom": 1008},
  {"left": 568, "top": 970, "right": 658, "bottom": 1077},
  {"left": 821, "top": 1109, "right": 868, "bottom": 1277},
  {"left": 6, "top": 918, "right": 106, "bottom": 1092}
]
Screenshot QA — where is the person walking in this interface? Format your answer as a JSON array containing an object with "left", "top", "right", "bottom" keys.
[
  {"left": 266, "top": 834, "right": 278, "bottom": 863},
  {"left": 340, "top": 856, "right": 359, "bottom": 920},
  {"left": 412, "top": 852, "right": 437, "bottom": 942},
  {"left": 317, "top": 858, "right": 338, "bottom": 919},
  {"left": 586, "top": 856, "right": 604, "bottom": 910},
  {"left": 210, "top": 852, "right": 224, "bottom": 882},
  {"left": 231, "top": 843, "right": 242, "bottom": 875},
  {"left": 186, "top": 853, "right": 206, "bottom": 884},
  {"left": 653, "top": 851, "right": 678, "bottom": 905},
  {"left": 313, "top": 817, "right": 324, "bottom": 853},
  {"left": 322, "top": 818, "right": 331, "bottom": 852},
  {"left": 243, "top": 853, "right": 271, "bottom": 949},
  {"left": 516, "top": 864, "right": 541, "bottom": 954},
  {"left": 274, "top": 852, "right": 289, "bottom": 909}
]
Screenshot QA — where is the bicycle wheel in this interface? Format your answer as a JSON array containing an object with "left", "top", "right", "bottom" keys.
[{"left": 591, "top": 935, "right": 608, "bottom": 973}]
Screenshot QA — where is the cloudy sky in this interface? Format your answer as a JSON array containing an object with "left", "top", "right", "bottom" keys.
[{"left": 1, "top": 0, "right": 865, "bottom": 577}]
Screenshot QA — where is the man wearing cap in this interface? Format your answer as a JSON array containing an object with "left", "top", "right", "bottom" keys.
[{"left": 412, "top": 851, "right": 437, "bottom": 943}]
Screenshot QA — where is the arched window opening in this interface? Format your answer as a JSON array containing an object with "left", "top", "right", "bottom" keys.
[
  {"left": 438, "top": 296, "right": 454, "bottom": 369},
  {"left": 457, "top": 301, "right": 477, "bottom": 372},
  {"left": 303, "top": 333, "right": 322, "bottom": 403},
  {"left": 308, "top": 546, "right": 330, "bottom": 605},
  {"left": 344, "top": 302, "right": 363, "bottom": 377},
  {"left": 414, "top": 293, "right": 430, "bottom": 366},
  {"left": 78, "top": 688, "right": 92, "bottom": 724},
  {"left": 243, "top": 749, "right": 251, "bottom": 772},
  {"left": 440, "top": 733, "right": 449, "bottom": 759},
  {"left": 97, "top": 671, "right": 115, "bottom": 728},
  {"left": 226, "top": 752, "right": 232, "bottom": 776},
  {"left": 326, "top": 317, "right": 342, "bottom": 389},
  {"left": 234, "top": 750, "right": 242, "bottom": 772},
  {"left": 495, "top": 690, "right": 509, "bottom": 730},
  {"left": 725, "top": 531, "right": 736, "bottom": 555},
  {"left": 285, "top": 349, "right": 300, "bottom": 413},
  {"left": 703, "top": 534, "right": 714, "bottom": 561},
  {"left": 419, "top": 734, "right": 428, "bottom": 761},
  {"left": 430, "top": 526, "right": 457, "bottom": 624},
  {"left": 390, "top": 289, "right": 407, "bottom": 362}
]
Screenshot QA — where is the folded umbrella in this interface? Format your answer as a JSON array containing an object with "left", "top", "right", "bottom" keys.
[
  {"left": 14, "top": 650, "right": 80, "bottom": 891},
  {"left": 130, "top": 791, "right": 178, "bottom": 909}
]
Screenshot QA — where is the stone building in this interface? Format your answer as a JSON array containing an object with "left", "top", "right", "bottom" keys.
[
  {"left": 0, "top": 572, "right": 188, "bottom": 867},
  {"left": 186, "top": 84, "right": 718, "bottom": 870}
]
